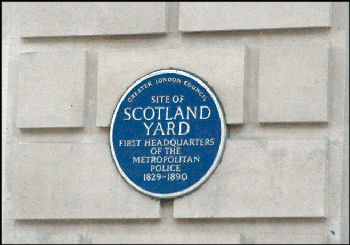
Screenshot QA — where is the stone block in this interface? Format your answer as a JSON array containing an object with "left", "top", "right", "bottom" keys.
[
  {"left": 20, "top": 2, "right": 166, "bottom": 37},
  {"left": 179, "top": 3, "right": 331, "bottom": 32},
  {"left": 17, "top": 51, "right": 86, "bottom": 128},
  {"left": 92, "top": 233, "right": 244, "bottom": 244},
  {"left": 2, "top": 219, "right": 82, "bottom": 244},
  {"left": 96, "top": 46, "right": 246, "bottom": 126},
  {"left": 5, "top": 143, "right": 160, "bottom": 219},
  {"left": 174, "top": 139, "right": 328, "bottom": 218},
  {"left": 258, "top": 42, "right": 329, "bottom": 123}
]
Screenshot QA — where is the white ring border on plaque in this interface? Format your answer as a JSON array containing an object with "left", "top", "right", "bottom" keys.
[{"left": 109, "top": 69, "right": 227, "bottom": 199}]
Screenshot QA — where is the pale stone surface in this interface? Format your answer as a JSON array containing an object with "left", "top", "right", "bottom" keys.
[
  {"left": 258, "top": 42, "right": 329, "bottom": 123},
  {"left": 255, "top": 233, "right": 326, "bottom": 244},
  {"left": 17, "top": 51, "right": 86, "bottom": 128},
  {"left": 340, "top": 6, "right": 349, "bottom": 243},
  {"left": 4, "top": 39, "right": 21, "bottom": 144},
  {"left": 179, "top": 2, "right": 331, "bottom": 32},
  {"left": 327, "top": 4, "right": 349, "bottom": 243},
  {"left": 5, "top": 143, "right": 160, "bottom": 219},
  {"left": 20, "top": 2, "right": 166, "bottom": 37},
  {"left": 92, "top": 233, "right": 244, "bottom": 244},
  {"left": 2, "top": 39, "right": 9, "bottom": 134},
  {"left": 2, "top": 2, "right": 349, "bottom": 244},
  {"left": 2, "top": 219, "right": 83, "bottom": 244},
  {"left": 174, "top": 139, "right": 328, "bottom": 218},
  {"left": 96, "top": 46, "right": 246, "bottom": 126}
]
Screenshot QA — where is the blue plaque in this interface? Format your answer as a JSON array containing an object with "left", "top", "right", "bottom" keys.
[{"left": 110, "top": 69, "right": 227, "bottom": 198}]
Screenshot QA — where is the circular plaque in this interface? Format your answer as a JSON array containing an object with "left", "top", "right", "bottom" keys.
[{"left": 110, "top": 69, "right": 226, "bottom": 198}]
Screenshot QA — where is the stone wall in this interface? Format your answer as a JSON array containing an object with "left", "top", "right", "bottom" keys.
[{"left": 2, "top": 2, "right": 349, "bottom": 244}]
